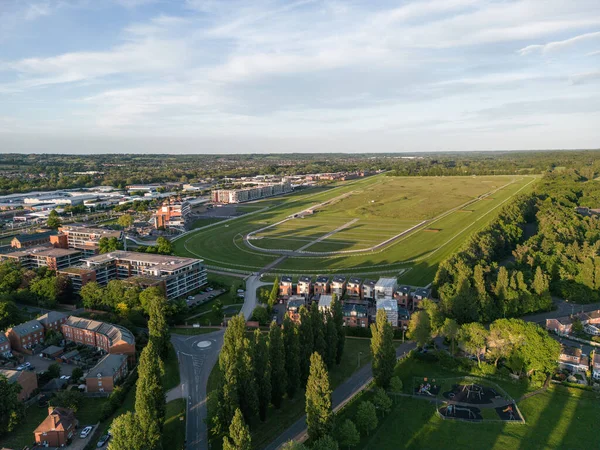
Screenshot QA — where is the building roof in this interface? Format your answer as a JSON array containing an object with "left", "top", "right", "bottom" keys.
[
  {"left": 362, "top": 279, "right": 376, "bottom": 288},
  {"left": 348, "top": 277, "right": 362, "bottom": 285},
  {"left": 0, "top": 333, "right": 8, "bottom": 345},
  {"left": 10, "top": 319, "right": 43, "bottom": 337},
  {"left": 287, "top": 296, "right": 305, "bottom": 310},
  {"left": 298, "top": 276, "right": 312, "bottom": 283},
  {"left": 318, "top": 294, "right": 334, "bottom": 309},
  {"left": 42, "top": 345, "right": 64, "bottom": 356},
  {"left": 34, "top": 407, "right": 77, "bottom": 434},
  {"left": 1, "top": 246, "right": 81, "bottom": 259},
  {"left": 59, "top": 225, "right": 122, "bottom": 239},
  {"left": 65, "top": 316, "right": 135, "bottom": 346},
  {"left": 13, "top": 231, "right": 56, "bottom": 243},
  {"left": 87, "top": 354, "right": 127, "bottom": 378},
  {"left": 376, "top": 298, "right": 398, "bottom": 311},
  {"left": 0, "top": 369, "right": 20, "bottom": 383},
  {"left": 342, "top": 303, "right": 367, "bottom": 316},
  {"left": 332, "top": 275, "right": 346, "bottom": 283},
  {"left": 375, "top": 277, "right": 398, "bottom": 289},
  {"left": 398, "top": 307, "right": 411, "bottom": 320},
  {"left": 594, "top": 353, "right": 600, "bottom": 366},
  {"left": 61, "top": 350, "right": 79, "bottom": 360},
  {"left": 315, "top": 275, "right": 330, "bottom": 283},
  {"left": 397, "top": 285, "right": 411, "bottom": 295},
  {"left": 281, "top": 276, "right": 293, "bottom": 283},
  {"left": 560, "top": 345, "right": 582, "bottom": 358},
  {"left": 414, "top": 287, "right": 431, "bottom": 299},
  {"left": 82, "top": 250, "right": 200, "bottom": 271},
  {"left": 41, "top": 378, "right": 67, "bottom": 392},
  {"left": 37, "top": 311, "right": 68, "bottom": 327}
]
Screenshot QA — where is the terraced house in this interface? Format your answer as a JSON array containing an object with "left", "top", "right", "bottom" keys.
[{"left": 6, "top": 319, "right": 45, "bottom": 352}]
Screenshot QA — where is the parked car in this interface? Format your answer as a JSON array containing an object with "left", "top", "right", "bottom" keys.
[
  {"left": 80, "top": 426, "right": 93, "bottom": 438},
  {"left": 206, "top": 287, "right": 214, "bottom": 292},
  {"left": 60, "top": 375, "right": 71, "bottom": 381},
  {"left": 97, "top": 434, "right": 111, "bottom": 447},
  {"left": 23, "top": 362, "right": 31, "bottom": 368},
  {"left": 188, "top": 296, "right": 195, "bottom": 300}
]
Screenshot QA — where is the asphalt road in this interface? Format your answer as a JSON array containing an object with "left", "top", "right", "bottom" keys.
[{"left": 263, "top": 341, "right": 417, "bottom": 450}]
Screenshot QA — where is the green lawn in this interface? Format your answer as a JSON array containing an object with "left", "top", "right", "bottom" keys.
[
  {"left": 163, "top": 344, "right": 181, "bottom": 391},
  {"left": 191, "top": 217, "right": 226, "bottom": 229},
  {"left": 174, "top": 175, "right": 538, "bottom": 285},
  {"left": 162, "top": 399, "right": 186, "bottom": 450}
]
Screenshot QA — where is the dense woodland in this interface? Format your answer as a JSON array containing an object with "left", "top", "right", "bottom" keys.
[
  {"left": 434, "top": 167, "right": 600, "bottom": 325},
  {"left": 1, "top": 150, "right": 599, "bottom": 194}
]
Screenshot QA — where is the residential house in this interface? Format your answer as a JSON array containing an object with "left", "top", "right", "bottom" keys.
[
  {"left": 395, "top": 285, "right": 412, "bottom": 309},
  {"left": 314, "top": 276, "right": 330, "bottom": 295},
  {"left": 296, "top": 276, "right": 312, "bottom": 297},
  {"left": 34, "top": 407, "right": 78, "bottom": 448},
  {"left": 11, "top": 231, "right": 56, "bottom": 249},
  {"left": 346, "top": 278, "right": 362, "bottom": 298},
  {"left": 6, "top": 319, "right": 45, "bottom": 352},
  {"left": 318, "top": 294, "right": 334, "bottom": 313},
  {"left": 37, "top": 311, "right": 68, "bottom": 333},
  {"left": 331, "top": 276, "right": 346, "bottom": 297},
  {"left": 375, "top": 277, "right": 398, "bottom": 299},
  {"left": 342, "top": 302, "right": 368, "bottom": 328},
  {"left": 361, "top": 280, "right": 376, "bottom": 301},
  {"left": 558, "top": 345, "right": 589, "bottom": 373},
  {"left": 412, "top": 287, "right": 432, "bottom": 309},
  {"left": 0, "top": 332, "right": 11, "bottom": 356},
  {"left": 286, "top": 296, "right": 306, "bottom": 323},
  {"left": 279, "top": 276, "right": 294, "bottom": 297},
  {"left": 546, "top": 309, "right": 600, "bottom": 336},
  {"left": 85, "top": 354, "right": 128, "bottom": 393},
  {"left": 376, "top": 298, "right": 398, "bottom": 327},
  {"left": 0, "top": 369, "right": 38, "bottom": 401},
  {"left": 398, "top": 307, "right": 411, "bottom": 330}
]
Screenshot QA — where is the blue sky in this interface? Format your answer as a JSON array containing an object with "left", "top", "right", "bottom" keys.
[{"left": 0, "top": 0, "right": 599, "bottom": 153}]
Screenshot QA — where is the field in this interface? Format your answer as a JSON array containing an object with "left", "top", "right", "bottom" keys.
[{"left": 174, "top": 174, "right": 537, "bottom": 284}]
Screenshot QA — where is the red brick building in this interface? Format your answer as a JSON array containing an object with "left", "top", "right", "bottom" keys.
[
  {"left": 342, "top": 302, "right": 368, "bottom": 328},
  {"left": 37, "top": 311, "right": 68, "bottom": 332},
  {"left": 314, "top": 276, "right": 330, "bottom": 295},
  {"left": 346, "top": 278, "right": 362, "bottom": 298},
  {"left": 0, "top": 369, "right": 38, "bottom": 401},
  {"left": 0, "top": 332, "right": 11, "bottom": 356},
  {"left": 85, "top": 354, "right": 128, "bottom": 393},
  {"left": 6, "top": 319, "right": 45, "bottom": 352},
  {"left": 11, "top": 231, "right": 56, "bottom": 249},
  {"left": 34, "top": 407, "right": 78, "bottom": 447}
]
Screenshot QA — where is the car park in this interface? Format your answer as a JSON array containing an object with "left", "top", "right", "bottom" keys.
[{"left": 80, "top": 426, "right": 93, "bottom": 438}]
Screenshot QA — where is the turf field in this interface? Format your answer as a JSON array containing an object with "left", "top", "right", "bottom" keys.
[{"left": 173, "top": 174, "right": 537, "bottom": 284}]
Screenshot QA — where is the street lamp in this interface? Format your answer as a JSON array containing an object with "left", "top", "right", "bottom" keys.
[
  {"left": 357, "top": 351, "right": 363, "bottom": 369},
  {"left": 402, "top": 325, "right": 408, "bottom": 343}
]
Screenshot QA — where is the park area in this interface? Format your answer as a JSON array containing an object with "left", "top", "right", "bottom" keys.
[{"left": 174, "top": 174, "right": 537, "bottom": 285}]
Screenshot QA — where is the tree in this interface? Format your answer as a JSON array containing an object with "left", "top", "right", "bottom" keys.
[
  {"left": 337, "top": 419, "right": 360, "bottom": 449},
  {"left": 441, "top": 318, "right": 460, "bottom": 354},
  {"left": 135, "top": 341, "right": 165, "bottom": 449},
  {"left": 222, "top": 408, "right": 251, "bottom": 450},
  {"left": 372, "top": 387, "right": 392, "bottom": 417},
  {"left": 458, "top": 322, "right": 489, "bottom": 367},
  {"left": 0, "top": 300, "right": 23, "bottom": 331},
  {"left": 312, "top": 435, "right": 339, "bottom": 450},
  {"left": 47, "top": 363, "right": 61, "bottom": 379},
  {"left": 80, "top": 281, "right": 104, "bottom": 309},
  {"left": 356, "top": 401, "right": 378, "bottom": 436},
  {"left": 30, "top": 277, "right": 58, "bottom": 308},
  {"left": 252, "top": 329, "right": 271, "bottom": 421},
  {"left": 47, "top": 209, "right": 62, "bottom": 229},
  {"left": 268, "top": 321, "right": 287, "bottom": 409},
  {"left": 306, "top": 352, "right": 333, "bottom": 441},
  {"left": 71, "top": 367, "right": 84, "bottom": 382},
  {"left": 325, "top": 311, "right": 338, "bottom": 368},
  {"left": 370, "top": 309, "right": 395, "bottom": 388},
  {"left": 0, "top": 374, "right": 24, "bottom": 436},
  {"left": 408, "top": 310, "right": 431, "bottom": 348},
  {"left": 156, "top": 236, "right": 172, "bottom": 255},
  {"left": 147, "top": 293, "right": 170, "bottom": 359},
  {"left": 269, "top": 278, "right": 279, "bottom": 309},
  {"left": 330, "top": 294, "right": 345, "bottom": 364},
  {"left": 389, "top": 376, "right": 403, "bottom": 404},
  {"left": 281, "top": 442, "right": 308, "bottom": 450},
  {"left": 310, "top": 301, "right": 326, "bottom": 359},
  {"left": 118, "top": 214, "right": 134, "bottom": 229},
  {"left": 108, "top": 412, "right": 144, "bottom": 450},
  {"left": 298, "top": 305, "right": 314, "bottom": 384},
  {"left": 532, "top": 266, "right": 550, "bottom": 296},
  {"left": 282, "top": 314, "right": 300, "bottom": 399},
  {"left": 251, "top": 305, "right": 269, "bottom": 326},
  {"left": 49, "top": 390, "right": 83, "bottom": 412},
  {"left": 99, "top": 236, "right": 123, "bottom": 253}
]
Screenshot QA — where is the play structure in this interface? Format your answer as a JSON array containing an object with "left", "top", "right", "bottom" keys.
[
  {"left": 439, "top": 404, "right": 483, "bottom": 421},
  {"left": 442, "top": 383, "right": 499, "bottom": 405},
  {"left": 414, "top": 378, "right": 441, "bottom": 396},
  {"left": 495, "top": 403, "right": 521, "bottom": 421}
]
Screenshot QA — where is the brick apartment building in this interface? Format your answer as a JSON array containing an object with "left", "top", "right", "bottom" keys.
[
  {"left": 0, "top": 246, "right": 82, "bottom": 271},
  {"left": 346, "top": 278, "right": 362, "bottom": 298},
  {"left": 0, "top": 332, "right": 11, "bottom": 356},
  {"left": 85, "top": 353, "right": 128, "bottom": 393},
  {"left": 314, "top": 276, "right": 330, "bottom": 295},
  {"left": 286, "top": 296, "right": 306, "bottom": 323},
  {"left": 11, "top": 231, "right": 56, "bottom": 249},
  {"left": 279, "top": 276, "right": 293, "bottom": 297},
  {"left": 37, "top": 311, "right": 68, "bottom": 333},
  {"left": 296, "top": 276, "right": 312, "bottom": 297},
  {"left": 331, "top": 276, "right": 346, "bottom": 297},
  {"left": 0, "top": 368, "right": 38, "bottom": 401},
  {"left": 153, "top": 200, "right": 191, "bottom": 229},
  {"left": 61, "top": 316, "right": 136, "bottom": 362},
  {"left": 59, "top": 251, "right": 206, "bottom": 300},
  {"left": 6, "top": 319, "right": 45, "bottom": 352},
  {"left": 342, "top": 302, "right": 368, "bottom": 328},
  {"left": 211, "top": 182, "right": 292, "bottom": 204},
  {"left": 52, "top": 225, "right": 124, "bottom": 256},
  {"left": 34, "top": 407, "right": 78, "bottom": 448}
]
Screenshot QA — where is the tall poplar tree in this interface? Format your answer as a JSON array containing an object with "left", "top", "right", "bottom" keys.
[
  {"left": 324, "top": 313, "right": 338, "bottom": 369},
  {"left": 282, "top": 314, "right": 300, "bottom": 399},
  {"left": 135, "top": 340, "right": 165, "bottom": 449},
  {"left": 269, "top": 277, "right": 280, "bottom": 309},
  {"left": 147, "top": 293, "right": 170, "bottom": 359},
  {"left": 330, "top": 294, "right": 345, "bottom": 364},
  {"left": 298, "top": 305, "right": 314, "bottom": 384},
  {"left": 109, "top": 412, "right": 144, "bottom": 450},
  {"left": 268, "top": 321, "right": 287, "bottom": 409},
  {"left": 370, "top": 309, "right": 395, "bottom": 389},
  {"left": 223, "top": 408, "right": 251, "bottom": 450},
  {"left": 305, "top": 352, "right": 333, "bottom": 441},
  {"left": 252, "top": 329, "right": 271, "bottom": 421},
  {"left": 310, "top": 301, "right": 326, "bottom": 359}
]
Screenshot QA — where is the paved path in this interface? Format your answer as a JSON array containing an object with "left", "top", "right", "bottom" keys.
[{"left": 264, "top": 341, "right": 417, "bottom": 450}]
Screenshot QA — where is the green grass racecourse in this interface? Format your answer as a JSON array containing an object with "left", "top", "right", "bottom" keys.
[{"left": 173, "top": 174, "right": 537, "bottom": 284}]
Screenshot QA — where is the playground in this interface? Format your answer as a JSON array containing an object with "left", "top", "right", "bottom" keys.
[{"left": 442, "top": 383, "right": 500, "bottom": 405}]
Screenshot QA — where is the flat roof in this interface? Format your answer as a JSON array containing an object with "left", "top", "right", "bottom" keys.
[
  {"left": 83, "top": 250, "right": 201, "bottom": 271},
  {"left": 375, "top": 277, "right": 398, "bottom": 289},
  {"left": 318, "top": 294, "right": 334, "bottom": 309},
  {"left": 2, "top": 246, "right": 81, "bottom": 259},
  {"left": 376, "top": 298, "right": 398, "bottom": 311}
]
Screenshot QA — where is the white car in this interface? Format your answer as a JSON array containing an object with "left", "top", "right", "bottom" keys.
[
  {"left": 80, "top": 426, "right": 93, "bottom": 438},
  {"left": 23, "top": 362, "right": 31, "bottom": 368},
  {"left": 60, "top": 375, "right": 71, "bottom": 380}
]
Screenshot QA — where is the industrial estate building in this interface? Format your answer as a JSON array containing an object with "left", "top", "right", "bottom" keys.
[{"left": 212, "top": 182, "right": 292, "bottom": 204}]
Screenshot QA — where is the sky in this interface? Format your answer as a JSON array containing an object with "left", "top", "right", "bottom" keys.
[{"left": 0, "top": 0, "right": 599, "bottom": 154}]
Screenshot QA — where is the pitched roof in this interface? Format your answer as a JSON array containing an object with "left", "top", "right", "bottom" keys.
[
  {"left": 10, "top": 319, "right": 43, "bottom": 337},
  {"left": 0, "top": 369, "right": 20, "bottom": 383},
  {"left": 298, "top": 276, "right": 312, "bottom": 283},
  {"left": 315, "top": 275, "right": 330, "bottom": 283},
  {"left": 348, "top": 277, "right": 362, "bottom": 285},
  {"left": 0, "top": 333, "right": 8, "bottom": 345},
  {"left": 65, "top": 316, "right": 134, "bottom": 345},
  {"left": 13, "top": 231, "right": 55, "bottom": 243},
  {"left": 281, "top": 276, "right": 293, "bottom": 283},
  {"left": 34, "top": 407, "right": 77, "bottom": 434},
  {"left": 37, "top": 311, "right": 68, "bottom": 326},
  {"left": 87, "top": 354, "right": 126, "bottom": 378},
  {"left": 560, "top": 345, "right": 582, "bottom": 358}
]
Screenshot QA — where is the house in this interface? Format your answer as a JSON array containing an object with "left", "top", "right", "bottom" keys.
[
  {"left": 361, "top": 280, "right": 376, "bottom": 301},
  {"left": 412, "top": 287, "right": 432, "bottom": 309},
  {"left": 593, "top": 353, "right": 600, "bottom": 380},
  {"left": 546, "top": 316, "right": 575, "bottom": 335},
  {"left": 296, "top": 276, "right": 312, "bottom": 297},
  {"left": 61, "top": 316, "right": 136, "bottom": 362},
  {"left": 86, "top": 354, "right": 128, "bottom": 393},
  {"left": 11, "top": 231, "right": 56, "bottom": 249},
  {"left": 279, "top": 276, "right": 294, "bottom": 297},
  {"left": 0, "top": 332, "right": 11, "bottom": 356},
  {"left": 558, "top": 345, "right": 589, "bottom": 373},
  {"left": 342, "top": 302, "right": 368, "bottom": 328},
  {"left": 314, "top": 276, "right": 330, "bottom": 295},
  {"left": 34, "top": 407, "right": 78, "bottom": 448},
  {"left": 6, "top": 319, "right": 45, "bottom": 352},
  {"left": 37, "top": 311, "right": 68, "bottom": 332},
  {"left": 0, "top": 369, "right": 38, "bottom": 401},
  {"left": 376, "top": 298, "right": 398, "bottom": 327},
  {"left": 346, "top": 278, "right": 362, "bottom": 298},
  {"left": 286, "top": 296, "right": 306, "bottom": 323},
  {"left": 395, "top": 285, "right": 412, "bottom": 309},
  {"left": 375, "top": 277, "right": 398, "bottom": 299},
  {"left": 398, "top": 307, "right": 411, "bottom": 330},
  {"left": 546, "top": 309, "right": 600, "bottom": 336},
  {"left": 331, "top": 276, "right": 346, "bottom": 297},
  {"left": 318, "top": 294, "right": 334, "bottom": 313}
]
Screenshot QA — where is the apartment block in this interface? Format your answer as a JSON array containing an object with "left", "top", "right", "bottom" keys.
[
  {"left": 346, "top": 278, "right": 362, "bottom": 298},
  {"left": 361, "top": 279, "right": 376, "bottom": 300},
  {"left": 86, "top": 353, "right": 128, "bottom": 393},
  {"left": 342, "top": 302, "right": 368, "bottom": 328},
  {"left": 211, "top": 182, "right": 292, "bottom": 204},
  {"left": 153, "top": 200, "right": 191, "bottom": 229},
  {"left": 375, "top": 277, "right": 398, "bottom": 299},
  {"left": 296, "top": 276, "right": 312, "bottom": 297},
  {"left": 6, "top": 319, "right": 45, "bottom": 352},
  {"left": 318, "top": 294, "right": 334, "bottom": 312},
  {"left": 59, "top": 251, "right": 207, "bottom": 300},
  {"left": 11, "top": 231, "right": 56, "bottom": 249},
  {"left": 52, "top": 225, "right": 124, "bottom": 256},
  {"left": 0, "top": 246, "right": 82, "bottom": 271}
]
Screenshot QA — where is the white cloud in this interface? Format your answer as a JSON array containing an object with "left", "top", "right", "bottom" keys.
[{"left": 518, "top": 31, "right": 600, "bottom": 55}]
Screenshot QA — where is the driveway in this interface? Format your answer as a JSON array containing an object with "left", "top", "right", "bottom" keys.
[{"left": 23, "top": 354, "right": 78, "bottom": 376}]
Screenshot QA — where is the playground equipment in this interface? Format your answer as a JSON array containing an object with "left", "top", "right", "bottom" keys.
[
  {"left": 503, "top": 405, "right": 516, "bottom": 420},
  {"left": 462, "top": 383, "right": 483, "bottom": 400},
  {"left": 445, "top": 404, "right": 477, "bottom": 419}
]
